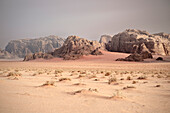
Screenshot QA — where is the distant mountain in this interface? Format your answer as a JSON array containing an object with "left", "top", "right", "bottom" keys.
[
  {"left": 5, "top": 35, "right": 65, "bottom": 58},
  {"left": 24, "top": 35, "right": 103, "bottom": 61}
]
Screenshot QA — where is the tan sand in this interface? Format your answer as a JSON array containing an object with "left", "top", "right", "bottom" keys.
[{"left": 0, "top": 51, "right": 170, "bottom": 113}]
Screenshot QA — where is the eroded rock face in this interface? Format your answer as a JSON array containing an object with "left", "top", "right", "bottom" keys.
[
  {"left": 23, "top": 52, "right": 53, "bottom": 61},
  {"left": 52, "top": 36, "right": 103, "bottom": 60},
  {"left": 0, "top": 49, "right": 18, "bottom": 59},
  {"left": 107, "top": 29, "right": 170, "bottom": 55},
  {"left": 5, "top": 35, "right": 65, "bottom": 58}
]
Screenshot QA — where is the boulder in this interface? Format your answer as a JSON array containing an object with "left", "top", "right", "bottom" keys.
[
  {"left": 5, "top": 35, "right": 65, "bottom": 58},
  {"left": 52, "top": 36, "right": 103, "bottom": 60}
]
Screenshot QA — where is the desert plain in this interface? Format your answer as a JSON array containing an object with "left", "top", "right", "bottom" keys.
[{"left": 0, "top": 51, "right": 170, "bottom": 113}]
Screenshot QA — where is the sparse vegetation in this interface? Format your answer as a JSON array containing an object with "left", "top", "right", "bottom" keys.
[
  {"left": 137, "top": 75, "right": 147, "bottom": 80},
  {"left": 105, "top": 72, "right": 111, "bottom": 76},
  {"left": 123, "top": 86, "right": 136, "bottom": 89},
  {"left": 108, "top": 76, "right": 117, "bottom": 84},
  {"left": 7, "top": 72, "right": 21, "bottom": 77},
  {"left": 127, "top": 76, "right": 132, "bottom": 80},
  {"left": 41, "top": 81, "right": 55, "bottom": 86},
  {"left": 59, "top": 78, "right": 71, "bottom": 81}
]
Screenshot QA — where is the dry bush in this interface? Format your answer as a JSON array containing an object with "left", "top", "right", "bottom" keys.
[
  {"left": 59, "top": 78, "right": 71, "bottom": 81},
  {"left": 123, "top": 86, "right": 136, "bottom": 89},
  {"left": 42, "top": 81, "right": 55, "bottom": 86},
  {"left": 55, "top": 70, "right": 63, "bottom": 74},
  {"left": 155, "top": 85, "right": 161, "bottom": 87},
  {"left": 157, "top": 75, "right": 162, "bottom": 78},
  {"left": 105, "top": 72, "right": 111, "bottom": 76},
  {"left": 101, "top": 71, "right": 104, "bottom": 74},
  {"left": 88, "top": 88, "right": 98, "bottom": 92},
  {"left": 94, "top": 78, "right": 100, "bottom": 81},
  {"left": 127, "top": 76, "right": 132, "bottom": 80},
  {"left": 132, "top": 81, "right": 138, "bottom": 84},
  {"left": 120, "top": 78, "right": 124, "bottom": 80},
  {"left": 32, "top": 73, "right": 37, "bottom": 76},
  {"left": 137, "top": 75, "right": 147, "bottom": 80},
  {"left": 7, "top": 72, "right": 21, "bottom": 77},
  {"left": 110, "top": 90, "right": 123, "bottom": 99},
  {"left": 78, "top": 74, "right": 86, "bottom": 78},
  {"left": 80, "top": 71, "right": 86, "bottom": 74},
  {"left": 108, "top": 76, "right": 117, "bottom": 84},
  {"left": 55, "top": 73, "right": 62, "bottom": 77}
]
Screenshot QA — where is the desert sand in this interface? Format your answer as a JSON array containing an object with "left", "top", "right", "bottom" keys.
[{"left": 0, "top": 51, "right": 170, "bottom": 113}]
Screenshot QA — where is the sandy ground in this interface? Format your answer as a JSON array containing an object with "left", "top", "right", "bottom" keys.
[{"left": 0, "top": 51, "right": 170, "bottom": 113}]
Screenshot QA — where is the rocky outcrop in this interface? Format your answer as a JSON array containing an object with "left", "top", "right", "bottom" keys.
[
  {"left": 23, "top": 52, "right": 53, "bottom": 61},
  {"left": 52, "top": 36, "right": 103, "bottom": 60},
  {"left": 0, "top": 49, "right": 18, "bottom": 59},
  {"left": 116, "top": 51, "right": 153, "bottom": 62},
  {"left": 5, "top": 35, "right": 65, "bottom": 58},
  {"left": 106, "top": 29, "right": 170, "bottom": 56}
]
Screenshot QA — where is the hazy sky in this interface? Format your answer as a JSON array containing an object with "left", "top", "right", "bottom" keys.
[{"left": 0, "top": 0, "right": 170, "bottom": 49}]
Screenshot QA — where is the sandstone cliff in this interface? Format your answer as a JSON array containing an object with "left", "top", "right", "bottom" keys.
[
  {"left": 5, "top": 35, "right": 65, "bottom": 58},
  {"left": 106, "top": 29, "right": 170, "bottom": 55}
]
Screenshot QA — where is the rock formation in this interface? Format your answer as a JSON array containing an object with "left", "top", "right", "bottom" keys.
[
  {"left": 0, "top": 49, "right": 18, "bottom": 59},
  {"left": 116, "top": 51, "right": 153, "bottom": 62},
  {"left": 106, "top": 29, "right": 170, "bottom": 56},
  {"left": 99, "top": 35, "right": 112, "bottom": 50},
  {"left": 23, "top": 52, "right": 53, "bottom": 61},
  {"left": 99, "top": 35, "right": 112, "bottom": 44},
  {"left": 5, "top": 35, "right": 65, "bottom": 58},
  {"left": 52, "top": 36, "right": 103, "bottom": 60}
]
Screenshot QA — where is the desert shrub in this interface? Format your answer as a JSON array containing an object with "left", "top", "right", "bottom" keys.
[
  {"left": 42, "top": 81, "right": 55, "bottom": 86},
  {"left": 127, "top": 76, "right": 132, "bottom": 80},
  {"left": 108, "top": 76, "right": 117, "bottom": 84},
  {"left": 132, "top": 81, "right": 138, "bottom": 84},
  {"left": 137, "top": 75, "right": 147, "bottom": 80},
  {"left": 55, "top": 70, "right": 63, "bottom": 74},
  {"left": 123, "top": 86, "right": 136, "bottom": 89},
  {"left": 7, "top": 72, "right": 21, "bottom": 77},
  {"left": 59, "top": 78, "right": 71, "bottom": 81},
  {"left": 105, "top": 72, "right": 111, "bottom": 76}
]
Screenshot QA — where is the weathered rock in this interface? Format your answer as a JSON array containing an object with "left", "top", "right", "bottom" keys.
[
  {"left": 23, "top": 52, "right": 53, "bottom": 61},
  {"left": 5, "top": 35, "right": 65, "bottom": 58},
  {"left": 116, "top": 51, "right": 153, "bottom": 62},
  {"left": 0, "top": 49, "right": 18, "bottom": 59},
  {"left": 52, "top": 36, "right": 103, "bottom": 60},
  {"left": 107, "top": 29, "right": 170, "bottom": 56},
  {"left": 116, "top": 54, "right": 143, "bottom": 62}
]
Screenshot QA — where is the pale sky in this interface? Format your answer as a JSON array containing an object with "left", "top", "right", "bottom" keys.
[{"left": 0, "top": 0, "right": 170, "bottom": 49}]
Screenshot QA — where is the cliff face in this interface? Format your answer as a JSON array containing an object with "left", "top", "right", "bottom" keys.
[
  {"left": 105, "top": 29, "right": 170, "bottom": 55},
  {"left": 5, "top": 35, "right": 65, "bottom": 58}
]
